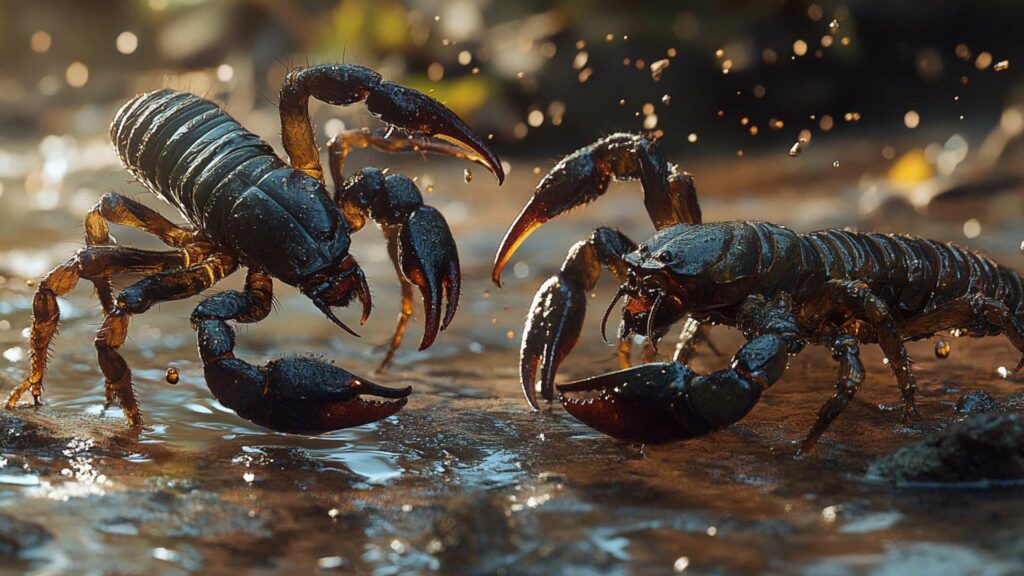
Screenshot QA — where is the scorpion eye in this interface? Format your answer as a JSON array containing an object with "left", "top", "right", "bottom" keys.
[{"left": 657, "top": 251, "right": 673, "bottom": 263}]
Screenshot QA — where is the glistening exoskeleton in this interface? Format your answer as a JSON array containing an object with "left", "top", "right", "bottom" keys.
[
  {"left": 493, "top": 133, "right": 1024, "bottom": 453},
  {"left": 8, "top": 64, "right": 503, "bottom": 433}
]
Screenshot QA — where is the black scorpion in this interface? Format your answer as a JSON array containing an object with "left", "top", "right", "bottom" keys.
[
  {"left": 493, "top": 133, "right": 1024, "bottom": 453},
  {"left": 8, "top": 64, "right": 503, "bottom": 433}
]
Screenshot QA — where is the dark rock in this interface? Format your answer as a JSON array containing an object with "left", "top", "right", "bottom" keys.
[
  {"left": 0, "top": 514, "right": 52, "bottom": 557},
  {"left": 955, "top": 390, "right": 1001, "bottom": 415},
  {"left": 1005, "top": 392, "right": 1024, "bottom": 411},
  {"left": 868, "top": 412, "right": 1024, "bottom": 484},
  {"left": 429, "top": 493, "right": 514, "bottom": 574}
]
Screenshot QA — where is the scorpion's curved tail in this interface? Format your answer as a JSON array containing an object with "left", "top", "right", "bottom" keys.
[{"left": 193, "top": 270, "right": 409, "bottom": 434}]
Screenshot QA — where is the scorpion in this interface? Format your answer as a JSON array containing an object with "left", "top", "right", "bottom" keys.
[
  {"left": 493, "top": 133, "right": 1024, "bottom": 453},
  {"left": 7, "top": 64, "right": 503, "bottom": 434}
]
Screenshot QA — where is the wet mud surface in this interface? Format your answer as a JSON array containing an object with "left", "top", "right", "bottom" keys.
[{"left": 0, "top": 141, "right": 1023, "bottom": 574}]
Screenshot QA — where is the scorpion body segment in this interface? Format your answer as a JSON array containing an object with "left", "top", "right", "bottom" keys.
[
  {"left": 9, "top": 64, "right": 502, "bottom": 433},
  {"left": 111, "top": 89, "right": 350, "bottom": 285},
  {"left": 495, "top": 133, "right": 1024, "bottom": 452}
]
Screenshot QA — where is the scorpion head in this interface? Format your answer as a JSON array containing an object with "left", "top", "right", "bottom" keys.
[
  {"left": 300, "top": 254, "right": 372, "bottom": 337},
  {"left": 609, "top": 223, "right": 759, "bottom": 346}
]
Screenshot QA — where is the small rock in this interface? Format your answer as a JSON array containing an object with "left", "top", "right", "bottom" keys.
[
  {"left": 429, "top": 493, "right": 513, "bottom": 572},
  {"left": 955, "top": 390, "right": 1000, "bottom": 415},
  {"left": 0, "top": 514, "right": 52, "bottom": 558},
  {"left": 868, "top": 412, "right": 1024, "bottom": 484}
]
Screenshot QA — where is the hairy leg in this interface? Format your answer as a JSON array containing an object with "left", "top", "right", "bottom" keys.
[
  {"left": 899, "top": 294, "right": 1024, "bottom": 371},
  {"left": 6, "top": 246, "right": 203, "bottom": 409},
  {"left": 376, "top": 226, "right": 416, "bottom": 372},
  {"left": 802, "top": 279, "right": 918, "bottom": 421},
  {"left": 799, "top": 332, "right": 865, "bottom": 455},
  {"left": 95, "top": 254, "right": 237, "bottom": 426},
  {"left": 83, "top": 192, "right": 207, "bottom": 312}
]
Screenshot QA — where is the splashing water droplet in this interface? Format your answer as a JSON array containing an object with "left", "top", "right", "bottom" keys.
[
  {"left": 935, "top": 340, "right": 950, "bottom": 359},
  {"left": 650, "top": 59, "right": 670, "bottom": 81}
]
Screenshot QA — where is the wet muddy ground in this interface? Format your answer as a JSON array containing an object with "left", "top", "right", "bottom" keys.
[{"left": 1, "top": 133, "right": 1024, "bottom": 574}]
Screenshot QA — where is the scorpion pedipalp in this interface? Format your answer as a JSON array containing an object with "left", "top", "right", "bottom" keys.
[
  {"left": 557, "top": 363, "right": 709, "bottom": 444},
  {"left": 492, "top": 133, "right": 700, "bottom": 286},
  {"left": 365, "top": 81, "right": 504, "bottom": 184},
  {"left": 398, "top": 206, "right": 461, "bottom": 350}
]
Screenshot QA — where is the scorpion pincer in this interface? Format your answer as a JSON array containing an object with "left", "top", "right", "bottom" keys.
[
  {"left": 494, "top": 133, "right": 1024, "bottom": 453},
  {"left": 8, "top": 64, "right": 503, "bottom": 434}
]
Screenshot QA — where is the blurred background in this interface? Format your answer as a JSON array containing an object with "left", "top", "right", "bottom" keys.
[
  {"left": 1, "top": 0, "right": 1023, "bottom": 185},
  {"left": 0, "top": 2, "right": 1023, "bottom": 574},
  {"left": 0, "top": 0, "right": 1022, "bottom": 229}
]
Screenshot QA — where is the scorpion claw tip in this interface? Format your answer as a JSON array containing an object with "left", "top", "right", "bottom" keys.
[{"left": 556, "top": 363, "right": 705, "bottom": 445}]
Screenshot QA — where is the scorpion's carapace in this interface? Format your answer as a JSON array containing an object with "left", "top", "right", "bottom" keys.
[
  {"left": 8, "top": 64, "right": 502, "bottom": 434},
  {"left": 496, "top": 133, "right": 1024, "bottom": 453}
]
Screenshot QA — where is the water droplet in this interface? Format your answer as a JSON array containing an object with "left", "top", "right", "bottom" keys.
[
  {"left": 962, "top": 218, "right": 981, "bottom": 239},
  {"left": 789, "top": 141, "right": 804, "bottom": 157},
  {"left": 673, "top": 556, "right": 690, "bottom": 572},
  {"left": 821, "top": 504, "right": 842, "bottom": 521},
  {"left": 165, "top": 367, "right": 179, "bottom": 384},
  {"left": 832, "top": 160, "right": 840, "bottom": 168},
  {"left": 318, "top": 556, "right": 345, "bottom": 569},
  {"left": 650, "top": 58, "right": 670, "bottom": 81},
  {"left": 828, "top": 19, "right": 840, "bottom": 33},
  {"left": 994, "top": 60, "right": 1010, "bottom": 72},
  {"left": 904, "top": 110, "right": 920, "bottom": 129},
  {"left": 934, "top": 340, "right": 950, "bottom": 359},
  {"left": 242, "top": 471, "right": 255, "bottom": 483},
  {"left": 998, "top": 366, "right": 1010, "bottom": 379},
  {"left": 463, "top": 169, "right": 473, "bottom": 183}
]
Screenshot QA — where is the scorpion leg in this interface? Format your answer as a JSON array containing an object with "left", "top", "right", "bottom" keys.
[
  {"left": 6, "top": 246, "right": 203, "bottom": 410},
  {"left": 673, "top": 321, "right": 720, "bottom": 363},
  {"left": 337, "top": 168, "right": 461, "bottom": 354},
  {"left": 808, "top": 280, "right": 919, "bottom": 421},
  {"left": 519, "top": 227, "right": 637, "bottom": 408},
  {"left": 493, "top": 133, "right": 700, "bottom": 285},
  {"left": 83, "top": 192, "right": 202, "bottom": 313},
  {"left": 557, "top": 294, "right": 805, "bottom": 444},
  {"left": 898, "top": 295, "right": 1024, "bottom": 370},
  {"left": 618, "top": 316, "right": 716, "bottom": 367},
  {"left": 327, "top": 128, "right": 499, "bottom": 202},
  {"left": 96, "top": 254, "right": 237, "bottom": 426},
  {"left": 798, "top": 332, "right": 865, "bottom": 455},
  {"left": 375, "top": 226, "right": 415, "bottom": 373},
  {"left": 279, "top": 64, "right": 502, "bottom": 182},
  {"left": 194, "top": 269, "right": 410, "bottom": 433}
]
